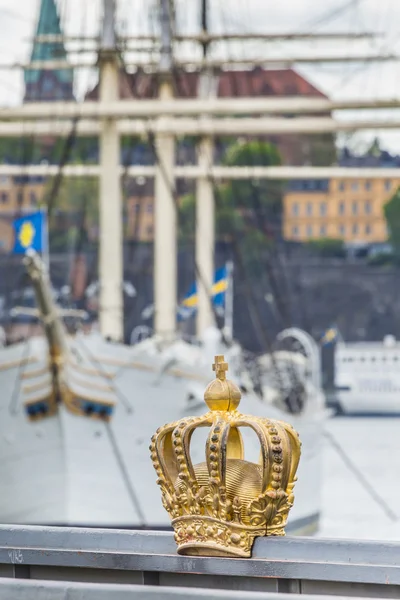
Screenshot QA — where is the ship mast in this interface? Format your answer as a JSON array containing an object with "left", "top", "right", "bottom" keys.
[
  {"left": 98, "top": 0, "right": 123, "bottom": 342},
  {"left": 154, "top": 0, "right": 177, "bottom": 339},
  {"left": 196, "top": 0, "right": 216, "bottom": 337}
]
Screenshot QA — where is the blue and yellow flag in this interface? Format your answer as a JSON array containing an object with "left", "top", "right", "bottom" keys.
[
  {"left": 320, "top": 326, "right": 339, "bottom": 346},
  {"left": 178, "top": 264, "right": 229, "bottom": 321},
  {"left": 212, "top": 265, "right": 228, "bottom": 308},
  {"left": 12, "top": 211, "right": 47, "bottom": 254}
]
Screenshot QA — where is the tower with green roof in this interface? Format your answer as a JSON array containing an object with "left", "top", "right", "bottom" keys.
[{"left": 24, "top": 0, "right": 74, "bottom": 102}]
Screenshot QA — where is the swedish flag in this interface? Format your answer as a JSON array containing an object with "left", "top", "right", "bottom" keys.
[
  {"left": 211, "top": 265, "right": 228, "bottom": 308},
  {"left": 178, "top": 265, "right": 229, "bottom": 321},
  {"left": 320, "top": 326, "right": 339, "bottom": 346},
  {"left": 12, "top": 211, "right": 47, "bottom": 254}
]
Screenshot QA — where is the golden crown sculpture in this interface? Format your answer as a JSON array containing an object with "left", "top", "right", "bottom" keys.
[{"left": 150, "top": 355, "right": 301, "bottom": 558}]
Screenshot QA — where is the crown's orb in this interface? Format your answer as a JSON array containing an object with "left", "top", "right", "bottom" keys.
[{"left": 204, "top": 355, "right": 241, "bottom": 412}]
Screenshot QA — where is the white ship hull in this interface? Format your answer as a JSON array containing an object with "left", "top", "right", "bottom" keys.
[
  {"left": 335, "top": 338, "right": 400, "bottom": 414},
  {"left": 0, "top": 334, "right": 324, "bottom": 533}
]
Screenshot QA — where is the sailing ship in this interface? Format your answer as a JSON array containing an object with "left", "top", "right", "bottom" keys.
[
  {"left": 0, "top": 249, "right": 326, "bottom": 531},
  {"left": 0, "top": 0, "right": 346, "bottom": 533}
]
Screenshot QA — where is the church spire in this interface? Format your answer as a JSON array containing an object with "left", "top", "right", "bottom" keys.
[{"left": 24, "top": 0, "right": 74, "bottom": 102}]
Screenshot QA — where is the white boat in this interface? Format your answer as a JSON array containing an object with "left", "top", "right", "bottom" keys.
[
  {"left": 0, "top": 252, "right": 326, "bottom": 533},
  {"left": 335, "top": 335, "right": 400, "bottom": 414}
]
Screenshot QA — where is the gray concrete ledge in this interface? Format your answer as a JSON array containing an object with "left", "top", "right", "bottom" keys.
[
  {"left": 0, "top": 526, "right": 399, "bottom": 590},
  {"left": 0, "top": 579, "right": 380, "bottom": 600}
]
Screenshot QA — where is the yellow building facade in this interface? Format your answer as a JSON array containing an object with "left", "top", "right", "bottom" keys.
[
  {"left": 283, "top": 177, "right": 397, "bottom": 244},
  {"left": 0, "top": 176, "right": 44, "bottom": 215}
]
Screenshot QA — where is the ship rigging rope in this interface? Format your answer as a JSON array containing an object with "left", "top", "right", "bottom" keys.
[
  {"left": 215, "top": 33, "right": 305, "bottom": 398},
  {"left": 323, "top": 428, "right": 398, "bottom": 522},
  {"left": 121, "top": 4, "right": 230, "bottom": 337},
  {"left": 171, "top": 69, "right": 296, "bottom": 402},
  {"left": 176, "top": 2, "right": 294, "bottom": 341},
  {"left": 117, "top": 6, "right": 292, "bottom": 403},
  {"left": 105, "top": 421, "right": 146, "bottom": 525},
  {"left": 217, "top": 4, "right": 305, "bottom": 333},
  {"left": 172, "top": 72, "right": 295, "bottom": 401},
  {"left": 113, "top": 2, "right": 310, "bottom": 409},
  {"left": 300, "top": 0, "right": 367, "bottom": 33},
  {"left": 112, "top": 6, "right": 306, "bottom": 407},
  {"left": 116, "top": 60, "right": 226, "bottom": 344},
  {"left": 46, "top": 117, "right": 80, "bottom": 220}
]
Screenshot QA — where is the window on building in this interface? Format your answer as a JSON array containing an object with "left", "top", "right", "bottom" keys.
[
  {"left": 29, "top": 191, "right": 37, "bottom": 206},
  {"left": 365, "top": 200, "right": 371, "bottom": 214},
  {"left": 147, "top": 203, "right": 153, "bottom": 213},
  {"left": 338, "top": 181, "right": 345, "bottom": 191},
  {"left": 352, "top": 223, "right": 358, "bottom": 235},
  {"left": 339, "top": 224, "right": 345, "bottom": 236},
  {"left": 365, "top": 181, "right": 372, "bottom": 191},
  {"left": 385, "top": 180, "right": 392, "bottom": 191},
  {"left": 147, "top": 225, "right": 153, "bottom": 236},
  {"left": 134, "top": 203, "right": 140, "bottom": 213},
  {"left": 320, "top": 224, "right": 326, "bottom": 236},
  {"left": 0, "top": 192, "right": 8, "bottom": 204},
  {"left": 292, "top": 225, "right": 299, "bottom": 237},
  {"left": 338, "top": 201, "right": 345, "bottom": 215},
  {"left": 292, "top": 203, "right": 299, "bottom": 216},
  {"left": 306, "top": 202, "right": 312, "bottom": 216},
  {"left": 351, "top": 181, "right": 359, "bottom": 191},
  {"left": 17, "top": 192, "right": 23, "bottom": 205},
  {"left": 320, "top": 202, "right": 327, "bottom": 216},
  {"left": 352, "top": 201, "right": 358, "bottom": 215},
  {"left": 306, "top": 225, "right": 313, "bottom": 237},
  {"left": 365, "top": 224, "right": 372, "bottom": 235}
]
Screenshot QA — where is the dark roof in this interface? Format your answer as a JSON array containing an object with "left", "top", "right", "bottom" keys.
[
  {"left": 339, "top": 147, "right": 400, "bottom": 168},
  {"left": 86, "top": 67, "right": 326, "bottom": 101}
]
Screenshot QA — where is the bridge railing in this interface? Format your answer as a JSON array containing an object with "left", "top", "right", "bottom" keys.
[{"left": 0, "top": 525, "right": 398, "bottom": 598}]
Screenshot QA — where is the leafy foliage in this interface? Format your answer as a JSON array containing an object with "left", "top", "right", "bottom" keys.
[
  {"left": 0, "top": 137, "right": 99, "bottom": 165},
  {"left": 44, "top": 177, "right": 98, "bottom": 252},
  {"left": 306, "top": 238, "right": 346, "bottom": 258},
  {"left": 384, "top": 187, "right": 400, "bottom": 254},
  {"left": 179, "top": 140, "right": 284, "bottom": 275},
  {"left": 180, "top": 140, "right": 283, "bottom": 236}
]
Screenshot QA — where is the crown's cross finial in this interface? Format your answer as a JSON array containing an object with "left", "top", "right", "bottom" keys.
[{"left": 213, "top": 355, "right": 228, "bottom": 380}]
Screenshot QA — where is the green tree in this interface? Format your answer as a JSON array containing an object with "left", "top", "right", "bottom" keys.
[
  {"left": 43, "top": 177, "right": 99, "bottom": 252},
  {"left": 306, "top": 238, "right": 346, "bottom": 258},
  {"left": 306, "top": 132, "right": 336, "bottom": 166},
  {"left": 179, "top": 140, "right": 283, "bottom": 273},
  {"left": 384, "top": 187, "right": 400, "bottom": 254},
  {"left": 0, "top": 136, "right": 101, "bottom": 166},
  {"left": 221, "top": 139, "right": 282, "bottom": 219},
  {"left": 180, "top": 140, "right": 283, "bottom": 238}
]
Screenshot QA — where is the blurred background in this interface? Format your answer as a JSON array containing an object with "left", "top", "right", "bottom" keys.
[{"left": 1, "top": 0, "right": 400, "bottom": 542}]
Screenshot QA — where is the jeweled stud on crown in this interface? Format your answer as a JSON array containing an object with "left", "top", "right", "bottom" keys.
[{"left": 150, "top": 355, "right": 301, "bottom": 558}]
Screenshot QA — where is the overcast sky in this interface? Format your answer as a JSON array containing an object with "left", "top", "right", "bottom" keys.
[{"left": 1, "top": 0, "right": 400, "bottom": 152}]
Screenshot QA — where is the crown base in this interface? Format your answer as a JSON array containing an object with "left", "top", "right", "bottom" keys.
[
  {"left": 177, "top": 540, "right": 253, "bottom": 558},
  {"left": 172, "top": 515, "right": 274, "bottom": 558}
]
